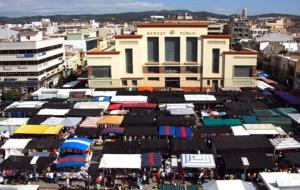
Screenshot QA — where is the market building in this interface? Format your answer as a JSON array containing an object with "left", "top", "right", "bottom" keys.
[{"left": 87, "top": 22, "right": 257, "bottom": 91}]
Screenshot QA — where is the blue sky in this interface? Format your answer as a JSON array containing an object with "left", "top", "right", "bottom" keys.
[{"left": 0, "top": 0, "right": 299, "bottom": 17}]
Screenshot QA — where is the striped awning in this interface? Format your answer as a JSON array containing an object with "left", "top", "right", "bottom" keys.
[{"left": 181, "top": 154, "right": 216, "bottom": 169}]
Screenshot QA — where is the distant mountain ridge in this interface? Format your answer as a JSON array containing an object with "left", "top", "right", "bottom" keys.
[{"left": 1, "top": 10, "right": 300, "bottom": 24}]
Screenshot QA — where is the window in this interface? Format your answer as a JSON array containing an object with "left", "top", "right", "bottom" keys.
[
  {"left": 132, "top": 80, "right": 137, "bottom": 86},
  {"left": 148, "top": 77, "right": 159, "bottom": 81},
  {"left": 91, "top": 66, "right": 111, "bottom": 78},
  {"left": 165, "top": 66, "right": 180, "bottom": 73},
  {"left": 147, "top": 37, "right": 159, "bottom": 62},
  {"left": 122, "top": 80, "right": 128, "bottom": 86},
  {"left": 212, "top": 49, "right": 220, "bottom": 73},
  {"left": 125, "top": 49, "right": 133, "bottom": 74},
  {"left": 220, "top": 80, "right": 224, "bottom": 86},
  {"left": 186, "top": 37, "right": 197, "bottom": 62},
  {"left": 186, "top": 77, "right": 198, "bottom": 81},
  {"left": 207, "top": 80, "right": 211, "bottom": 85},
  {"left": 186, "top": 66, "right": 198, "bottom": 73},
  {"left": 165, "top": 37, "right": 180, "bottom": 62},
  {"left": 234, "top": 66, "right": 253, "bottom": 77},
  {"left": 147, "top": 66, "right": 159, "bottom": 73}
]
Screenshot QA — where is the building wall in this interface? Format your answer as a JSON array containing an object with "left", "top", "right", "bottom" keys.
[
  {"left": 87, "top": 24, "right": 257, "bottom": 90},
  {"left": 224, "top": 53, "right": 257, "bottom": 87}
]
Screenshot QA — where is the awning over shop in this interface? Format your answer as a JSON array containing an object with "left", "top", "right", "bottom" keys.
[
  {"left": 259, "top": 172, "right": 300, "bottom": 190},
  {"left": 99, "top": 154, "right": 141, "bottom": 169},
  {"left": 25, "top": 138, "right": 64, "bottom": 150},
  {"left": 175, "top": 127, "right": 192, "bottom": 139},
  {"left": 275, "top": 90, "right": 300, "bottom": 105},
  {"left": 171, "top": 138, "right": 207, "bottom": 154},
  {"left": 66, "top": 109, "right": 103, "bottom": 117},
  {"left": 41, "top": 117, "right": 82, "bottom": 128},
  {"left": 222, "top": 153, "right": 275, "bottom": 170},
  {"left": 108, "top": 104, "right": 122, "bottom": 110},
  {"left": 203, "top": 180, "right": 257, "bottom": 190},
  {"left": 258, "top": 116, "right": 292, "bottom": 126},
  {"left": 102, "top": 141, "right": 140, "bottom": 154},
  {"left": 231, "top": 126, "right": 250, "bottom": 136},
  {"left": 14, "top": 125, "right": 63, "bottom": 135},
  {"left": 110, "top": 95, "right": 148, "bottom": 103},
  {"left": 60, "top": 138, "right": 92, "bottom": 153},
  {"left": 37, "top": 109, "right": 70, "bottom": 116},
  {"left": 102, "top": 127, "right": 124, "bottom": 135},
  {"left": 140, "top": 139, "right": 168, "bottom": 153},
  {"left": 141, "top": 153, "right": 162, "bottom": 168},
  {"left": 170, "top": 108, "right": 195, "bottom": 115},
  {"left": 125, "top": 127, "right": 158, "bottom": 137},
  {"left": 203, "top": 118, "right": 241, "bottom": 127},
  {"left": 1, "top": 139, "right": 32, "bottom": 159},
  {"left": 181, "top": 154, "right": 215, "bottom": 169},
  {"left": 159, "top": 126, "right": 176, "bottom": 137},
  {"left": 57, "top": 155, "right": 86, "bottom": 168},
  {"left": 97, "top": 116, "right": 124, "bottom": 126},
  {"left": 288, "top": 113, "right": 300, "bottom": 124},
  {"left": 212, "top": 136, "right": 274, "bottom": 153},
  {"left": 73, "top": 102, "right": 110, "bottom": 111},
  {"left": 79, "top": 117, "right": 100, "bottom": 128},
  {"left": 184, "top": 94, "right": 217, "bottom": 102},
  {"left": 270, "top": 138, "right": 300, "bottom": 150},
  {"left": 242, "top": 116, "right": 259, "bottom": 124}
]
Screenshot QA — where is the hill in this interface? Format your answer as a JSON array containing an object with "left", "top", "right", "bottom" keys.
[{"left": 0, "top": 10, "right": 299, "bottom": 24}]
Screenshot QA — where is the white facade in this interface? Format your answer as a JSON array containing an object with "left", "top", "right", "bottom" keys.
[{"left": 0, "top": 38, "right": 65, "bottom": 90}]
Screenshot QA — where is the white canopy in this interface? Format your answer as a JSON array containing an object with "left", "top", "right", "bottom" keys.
[
  {"left": 109, "top": 110, "right": 129, "bottom": 115},
  {"left": 92, "top": 91, "right": 117, "bottom": 97},
  {"left": 41, "top": 117, "right": 82, "bottom": 128},
  {"left": 6, "top": 101, "right": 46, "bottom": 109},
  {"left": 203, "top": 180, "right": 257, "bottom": 190},
  {"left": 231, "top": 126, "right": 250, "bottom": 136},
  {"left": 288, "top": 113, "right": 300, "bottom": 124},
  {"left": 170, "top": 108, "right": 195, "bottom": 115},
  {"left": 0, "top": 118, "right": 29, "bottom": 133},
  {"left": 110, "top": 95, "right": 148, "bottom": 103},
  {"left": 37, "top": 109, "right": 70, "bottom": 116},
  {"left": 270, "top": 138, "right": 300, "bottom": 150},
  {"left": 184, "top": 94, "right": 217, "bottom": 101},
  {"left": 73, "top": 102, "right": 110, "bottom": 111},
  {"left": 159, "top": 103, "right": 194, "bottom": 111},
  {"left": 99, "top": 154, "right": 141, "bottom": 169},
  {"left": 0, "top": 118, "right": 29, "bottom": 126},
  {"left": 1, "top": 138, "right": 32, "bottom": 159},
  {"left": 181, "top": 154, "right": 216, "bottom": 169},
  {"left": 259, "top": 172, "right": 300, "bottom": 190},
  {"left": 256, "top": 80, "right": 275, "bottom": 90},
  {"left": 0, "top": 185, "right": 39, "bottom": 190},
  {"left": 243, "top": 124, "right": 286, "bottom": 135}
]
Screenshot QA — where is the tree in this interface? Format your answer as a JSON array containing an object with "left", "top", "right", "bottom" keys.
[{"left": 1, "top": 89, "right": 22, "bottom": 102}]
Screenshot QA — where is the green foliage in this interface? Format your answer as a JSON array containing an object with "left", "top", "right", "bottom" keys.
[{"left": 1, "top": 89, "right": 22, "bottom": 102}]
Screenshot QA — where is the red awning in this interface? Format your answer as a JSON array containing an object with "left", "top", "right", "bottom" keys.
[
  {"left": 107, "top": 104, "right": 122, "bottom": 110},
  {"left": 121, "top": 103, "right": 157, "bottom": 109}
]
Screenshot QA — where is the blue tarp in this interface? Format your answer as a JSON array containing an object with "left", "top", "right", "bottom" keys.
[
  {"left": 59, "top": 138, "right": 93, "bottom": 152},
  {"left": 242, "top": 115, "right": 260, "bottom": 124}
]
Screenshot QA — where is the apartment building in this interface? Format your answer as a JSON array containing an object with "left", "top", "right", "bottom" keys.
[
  {"left": 87, "top": 22, "right": 257, "bottom": 91},
  {"left": 0, "top": 37, "right": 65, "bottom": 91}
]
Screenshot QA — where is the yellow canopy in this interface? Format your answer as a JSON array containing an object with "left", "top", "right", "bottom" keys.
[
  {"left": 14, "top": 125, "right": 63, "bottom": 135},
  {"left": 97, "top": 116, "right": 124, "bottom": 125}
]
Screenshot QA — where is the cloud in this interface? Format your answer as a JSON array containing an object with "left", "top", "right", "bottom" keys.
[{"left": 0, "top": 0, "right": 168, "bottom": 16}]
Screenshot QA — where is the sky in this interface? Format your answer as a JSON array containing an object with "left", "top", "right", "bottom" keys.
[{"left": 0, "top": 0, "right": 299, "bottom": 17}]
